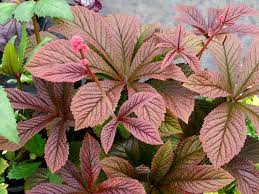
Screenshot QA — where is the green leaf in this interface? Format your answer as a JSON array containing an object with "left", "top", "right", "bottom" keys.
[
  {"left": 174, "top": 135, "right": 205, "bottom": 166},
  {"left": 0, "top": 183, "right": 8, "bottom": 194},
  {"left": 69, "top": 141, "right": 82, "bottom": 165},
  {"left": 13, "top": 1, "right": 36, "bottom": 22},
  {"left": 34, "top": 0, "right": 73, "bottom": 21},
  {"left": 24, "top": 168, "right": 62, "bottom": 190},
  {"left": 117, "top": 123, "right": 130, "bottom": 139},
  {"left": 0, "top": 158, "right": 9, "bottom": 175},
  {"left": 0, "top": 87, "right": 19, "bottom": 144},
  {"left": 1, "top": 40, "right": 21, "bottom": 77},
  {"left": 150, "top": 141, "right": 174, "bottom": 182},
  {"left": 46, "top": 170, "right": 62, "bottom": 184},
  {"left": 18, "top": 24, "right": 28, "bottom": 66},
  {"left": 25, "top": 134, "right": 46, "bottom": 157},
  {"left": 159, "top": 111, "right": 182, "bottom": 137},
  {"left": 0, "top": 3, "right": 17, "bottom": 25},
  {"left": 8, "top": 162, "right": 41, "bottom": 180}
]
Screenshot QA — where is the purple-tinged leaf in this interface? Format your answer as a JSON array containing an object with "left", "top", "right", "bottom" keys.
[
  {"left": 239, "top": 137, "right": 259, "bottom": 163},
  {"left": 175, "top": 5, "right": 207, "bottom": 33},
  {"left": 26, "top": 39, "right": 81, "bottom": 81},
  {"left": 96, "top": 177, "right": 146, "bottom": 194},
  {"left": 118, "top": 92, "right": 157, "bottom": 118},
  {"left": 0, "top": 114, "right": 53, "bottom": 151},
  {"left": 225, "top": 157, "right": 259, "bottom": 194},
  {"left": 183, "top": 71, "right": 231, "bottom": 98},
  {"left": 200, "top": 103, "right": 246, "bottom": 168},
  {"left": 105, "top": 14, "right": 140, "bottom": 75},
  {"left": 166, "top": 165, "right": 234, "bottom": 193},
  {"left": 149, "top": 80, "right": 195, "bottom": 123},
  {"left": 45, "top": 121, "right": 69, "bottom": 173},
  {"left": 80, "top": 133, "right": 101, "bottom": 189},
  {"left": 101, "top": 119, "right": 119, "bottom": 154},
  {"left": 71, "top": 80, "right": 123, "bottom": 130},
  {"left": 235, "top": 40, "right": 259, "bottom": 97},
  {"left": 28, "top": 183, "right": 82, "bottom": 194},
  {"left": 6, "top": 88, "right": 50, "bottom": 112},
  {"left": 127, "top": 83, "right": 166, "bottom": 128},
  {"left": 122, "top": 117, "right": 163, "bottom": 145},
  {"left": 100, "top": 157, "right": 136, "bottom": 179},
  {"left": 209, "top": 35, "right": 242, "bottom": 93},
  {"left": 219, "top": 24, "right": 259, "bottom": 35},
  {"left": 59, "top": 161, "right": 85, "bottom": 191},
  {"left": 40, "top": 62, "right": 88, "bottom": 83}
]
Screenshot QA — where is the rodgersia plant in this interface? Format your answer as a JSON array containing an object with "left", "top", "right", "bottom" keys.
[{"left": 0, "top": 2, "right": 259, "bottom": 194}]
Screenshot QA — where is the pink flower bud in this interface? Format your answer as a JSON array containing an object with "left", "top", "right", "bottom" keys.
[
  {"left": 80, "top": 58, "right": 89, "bottom": 66},
  {"left": 70, "top": 35, "right": 89, "bottom": 54},
  {"left": 217, "top": 14, "right": 225, "bottom": 25}
]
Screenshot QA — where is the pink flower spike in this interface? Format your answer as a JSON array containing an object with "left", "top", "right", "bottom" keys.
[
  {"left": 81, "top": 44, "right": 90, "bottom": 53},
  {"left": 70, "top": 35, "right": 84, "bottom": 53},
  {"left": 80, "top": 58, "right": 89, "bottom": 66},
  {"left": 217, "top": 14, "right": 225, "bottom": 25}
]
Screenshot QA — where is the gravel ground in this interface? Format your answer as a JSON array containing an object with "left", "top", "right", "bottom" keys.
[{"left": 101, "top": 0, "right": 259, "bottom": 26}]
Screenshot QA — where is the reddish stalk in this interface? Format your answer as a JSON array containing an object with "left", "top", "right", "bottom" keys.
[
  {"left": 32, "top": 15, "right": 41, "bottom": 44},
  {"left": 197, "top": 24, "right": 224, "bottom": 59},
  {"left": 79, "top": 50, "right": 116, "bottom": 118}
]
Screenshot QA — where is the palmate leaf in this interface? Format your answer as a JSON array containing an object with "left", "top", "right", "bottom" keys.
[
  {"left": 128, "top": 83, "right": 166, "bottom": 128},
  {"left": 49, "top": 6, "right": 118, "bottom": 69},
  {"left": 165, "top": 165, "right": 234, "bottom": 193},
  {"left": 155, "top": 25, "right": 202, "bottom": 73},
  {"left": 71, "top": 80, "right": 124, "bottom": 130},
  {"left": 174, "top": 136, "right": 205, "bottom": 166},
  {"left": 150, "top": 141, "right": 174, "bottom": 182},
  {"left": 34, "top": 0, "right": 74, "bottom": 21},
  {"left": 225, "top": 157, "right": 259, "bottom": 194},
  {"left": 96, "top": 177, "right": 145, "bottom": 194},
  {"left": 200, "top": 103, "right": 247, "bottom": 168},
  {"left": 29, "top": 134, "right": 145, "bottom": 194},
  {"left": 149, "top": 80, "right": 195, "bottom": 123},
  {"left": 1, "top": 80, "right": 74, "bottom": 173},
  {"left": 100, "top": 156, "right": 137, "bottom": 179},
  {"left": 80, "top": 133, "right": 101, "bottom": 189},
  {"left": 101, "top": 92, "right": 163, "bottom": 154},
  {"left": 0, "top": 87, "right": 18, "bottom": 144},
  {"left": 176, "top": 4, "right": 259, "bottom": 37}
]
